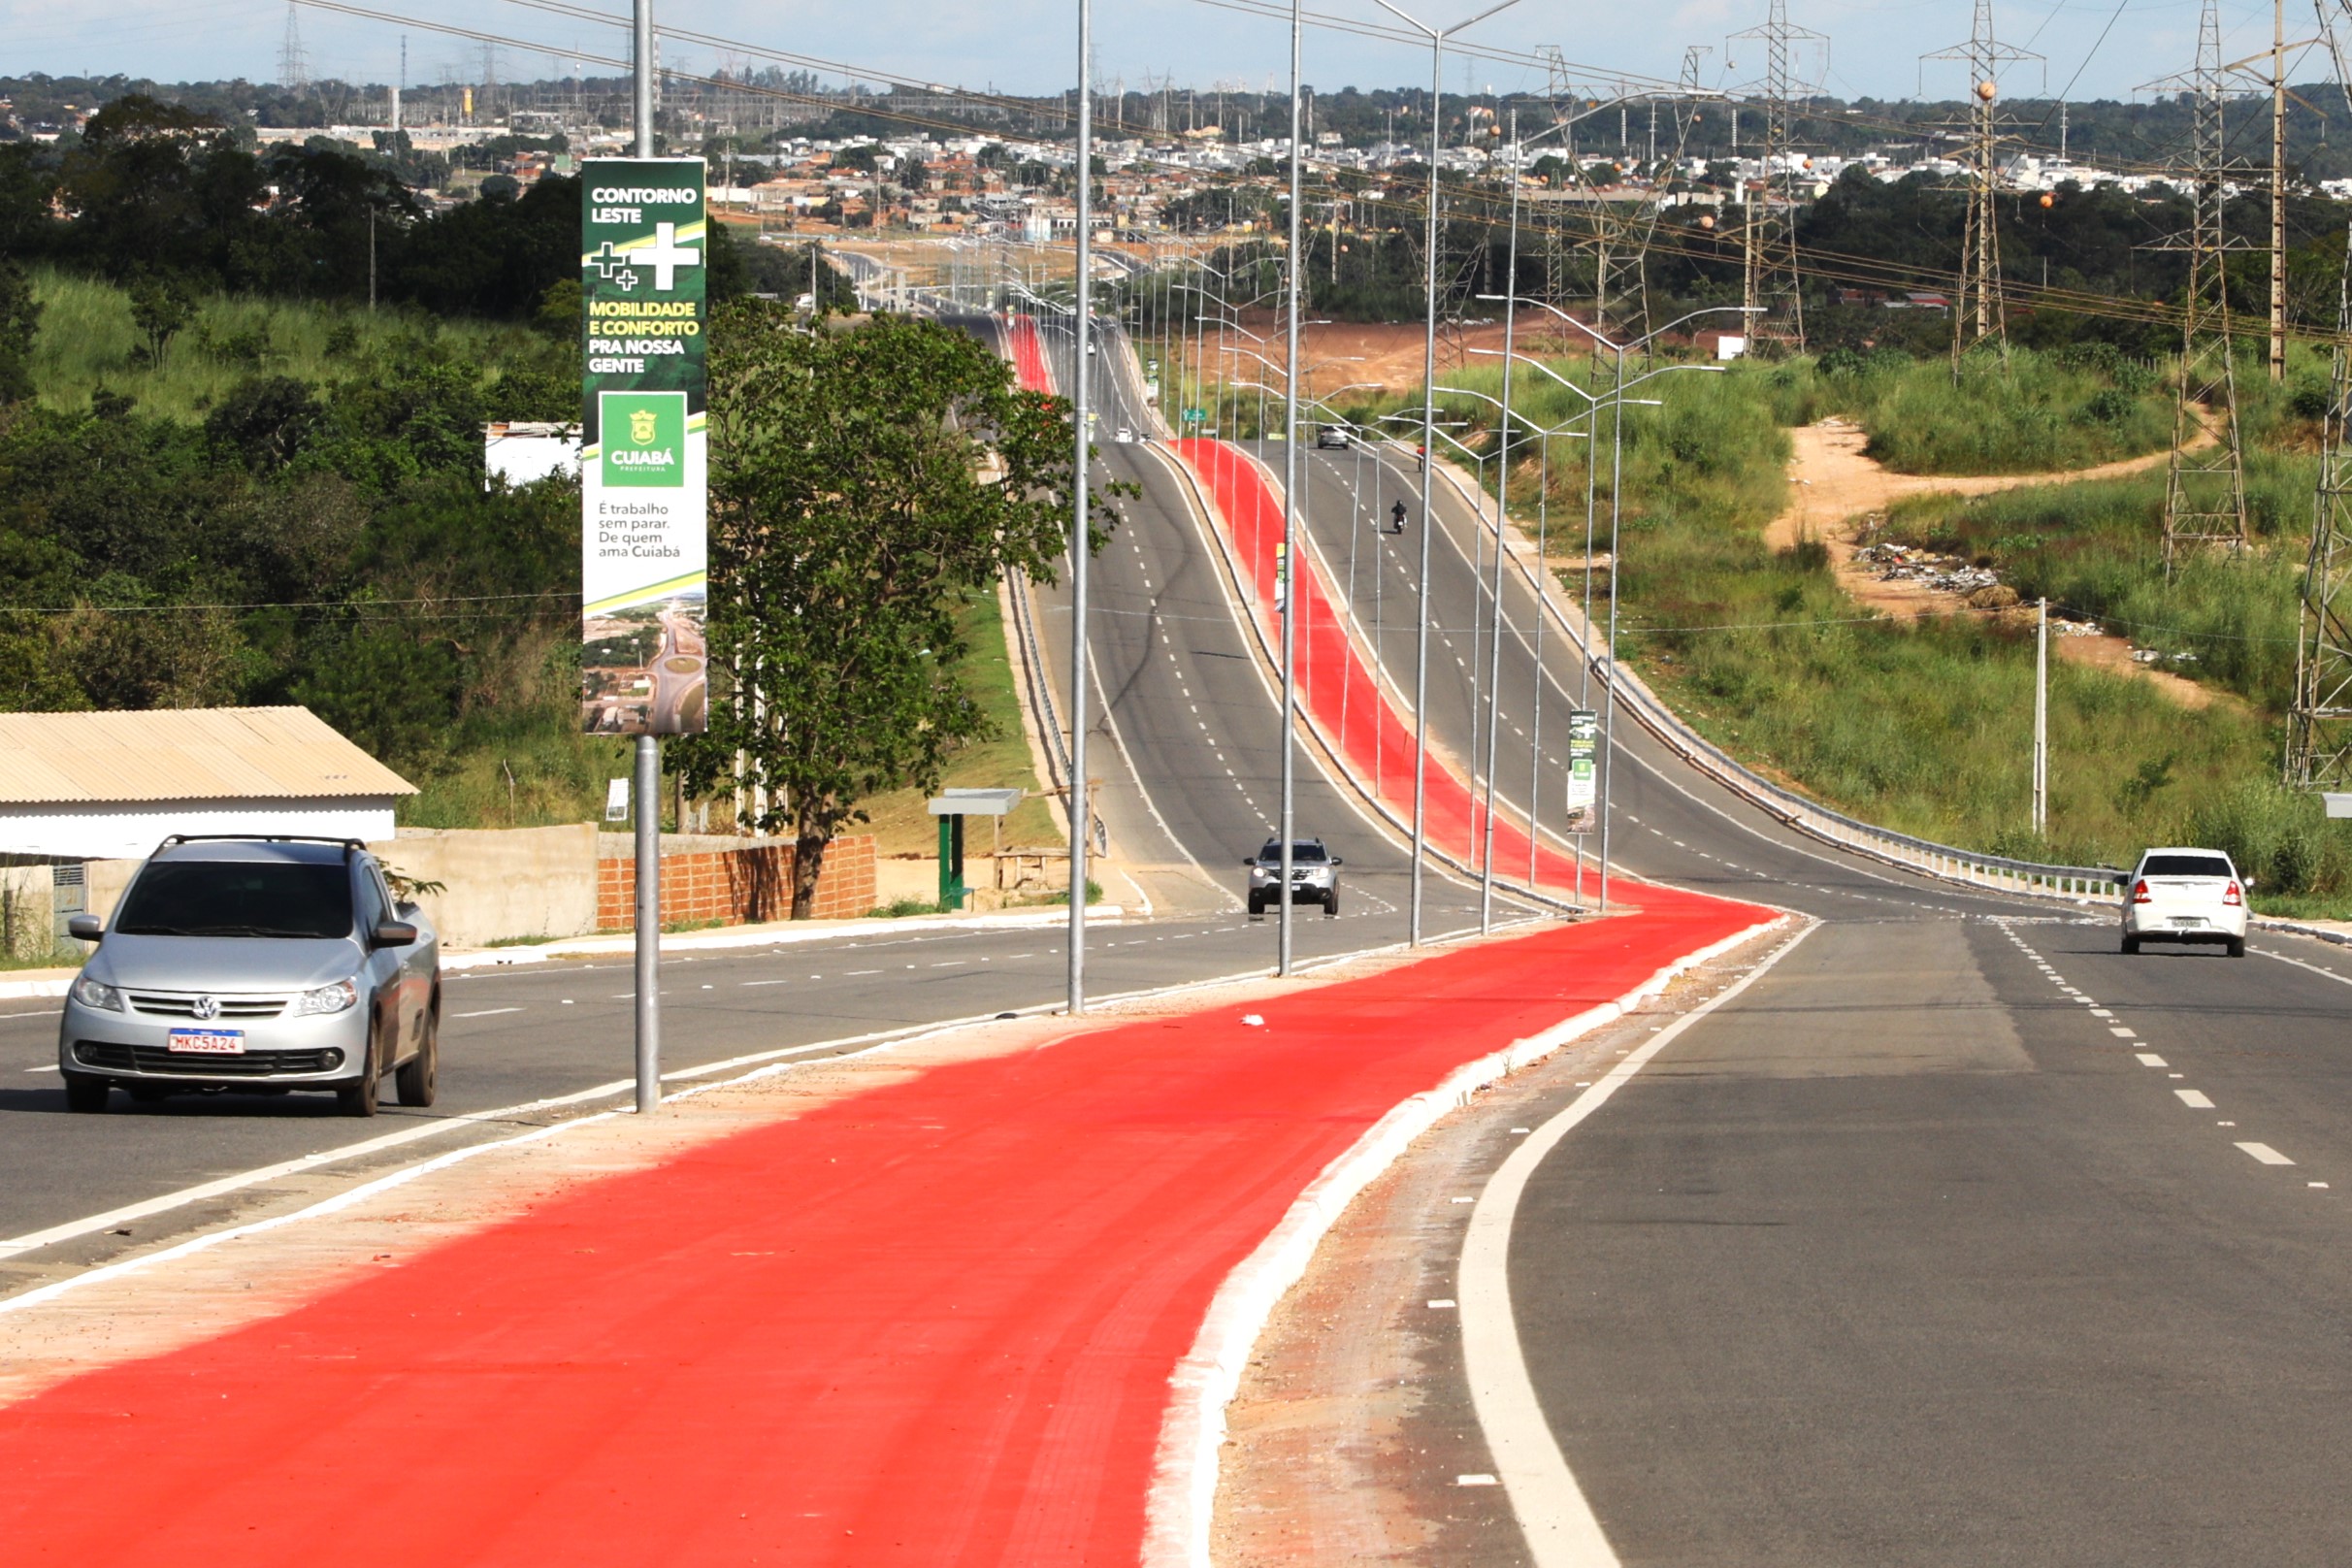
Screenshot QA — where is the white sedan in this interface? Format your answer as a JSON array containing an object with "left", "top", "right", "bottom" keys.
[{"left": 2119, "top": 846, "right": 2249, "bottom": 957}]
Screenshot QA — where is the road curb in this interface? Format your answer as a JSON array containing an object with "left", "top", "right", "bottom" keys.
[{"left": 1142, "top": 911, "right": 1789, "bottom": 1568}]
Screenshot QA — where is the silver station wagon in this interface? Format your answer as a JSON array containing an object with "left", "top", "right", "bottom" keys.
[{"left": 58, "top": 836, "right": 441, "bottom": 1117}]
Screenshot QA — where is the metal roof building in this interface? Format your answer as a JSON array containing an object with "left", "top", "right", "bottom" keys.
[{"left": 0, "top": 707, "right": 417, "bottom": 862}]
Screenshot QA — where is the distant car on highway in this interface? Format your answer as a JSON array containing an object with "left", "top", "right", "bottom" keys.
[
  {"left": 1316, "top": 426, "right": 1351, "bottom": 449},
  {"left": 58, "top": 836, "right": 441, "bottom": 1117},
  {"left": 2119, "top": 846, "right": 2249, "bottom": 957},
  {"left": 1115, "top": 425, "right": 1133, "bottom": 443},
  {"left": 1245, "top": 837, "right": 1342, "bottom": 917}
]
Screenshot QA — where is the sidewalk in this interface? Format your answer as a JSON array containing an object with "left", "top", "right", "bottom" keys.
[{"left": 0, "top": 895, "right": 1766, "bottom": 1567}]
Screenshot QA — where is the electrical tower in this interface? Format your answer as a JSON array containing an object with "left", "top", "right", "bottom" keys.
[
  {"left": 1921, "top": 0, "right": 2041, "bottom": 365},
  {"left": 2284, "top": 28, "right": 2352, "bottom": 786},
  {"left": 279, "top": 2, "right": 310, "bottom": 91},
  {"left": 1582, "top": 51, "right": 1715, "bottom": 344},
  {"left": 1728, "top": 0, "right": 1826, "bottom": 352},
  {"left": 2144, "top": 0, "right": 2252, "bottom": 570}
]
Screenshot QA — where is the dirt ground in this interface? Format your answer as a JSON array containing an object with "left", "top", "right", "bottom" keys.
[{"left": 1769, "top": 419, "right": 2225, "bottom": 710}]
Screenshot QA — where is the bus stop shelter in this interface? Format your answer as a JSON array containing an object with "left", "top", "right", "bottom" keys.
[{"left": 928, "top": 788, "right": 1024, "bottom": 909}]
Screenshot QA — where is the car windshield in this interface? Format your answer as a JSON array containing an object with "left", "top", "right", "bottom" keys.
[
  {"left": 113, "top": 861, "right": 353, "bottom": 940},
  {"left": 2140, "top": 854, "right": 2233, "bottom": 879},
  {"left": 1258, "top": 841, "right": 1327, "bottom": 864}
]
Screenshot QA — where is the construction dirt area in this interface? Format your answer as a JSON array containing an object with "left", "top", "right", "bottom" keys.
[{"left": 1768, "top": 419, "right": 2230, "bottom": 710}]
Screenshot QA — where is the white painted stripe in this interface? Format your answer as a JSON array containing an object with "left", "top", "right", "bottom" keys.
[
  {"left": 1458, "top": 1474, "right": 1500, "bottom": 1486},
  {"left": 452, "top": 1007, "right": 523, "bottom": 1019},
  {"left": 2175, "top": 1089, "right": 2214, "bottom": 1109},
  {"left": 2109, "top": 1027, "right": 2138, "bottom": 1037},
  {"left": 2238, "top": 1142, "right": 2295, "bottom": 1165},
  {"left": 1457, "top": 921, "right": 1818, "bottom": 1568},
  {"left": 2135, "top": 1053, "right": 2168, "bottom": 1066}
]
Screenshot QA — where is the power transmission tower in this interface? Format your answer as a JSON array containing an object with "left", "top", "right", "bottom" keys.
[
  {"left": 2144, "top": 0, "right": 2252, "bottom": 571},
  {"left": 2284, "top": 28, "right": 2352, "bottom": 786},
  {"left": 279, "top": 2, "right": 310, "bottom": 91},
  {"left": 1922, "top": 0, "right": 2041, "bottom": 366},
  {"left": 1728, "top": 0, "right": 1826, "bottom": 352},
  {"left": 2289, "top": 215, "right": 2352, "bottom": 786},
  {"left": 1584, "top": 52, "right": 1717, "bottom": 344}
]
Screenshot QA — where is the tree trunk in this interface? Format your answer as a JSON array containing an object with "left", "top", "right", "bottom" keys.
[{"left": 791, "top": 827, "right": 829, "bottom": 921}]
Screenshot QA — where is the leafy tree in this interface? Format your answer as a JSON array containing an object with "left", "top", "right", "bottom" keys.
[
  {"left": 127, "top": 272, "right": 195, "bottom": 366},
  {"left": 205, "top": 375, "right": 322, "bottom": 473},
  {"left": 678, "top": 307, "right": 1113, "bottom": 916},
  {"left": 0, "top": 261, "right": 39, "bottom": 404}
]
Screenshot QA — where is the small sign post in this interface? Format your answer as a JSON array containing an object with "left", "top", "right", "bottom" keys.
[{"left": 1565, "top": 709, "right": 1599, "bottom": 829}]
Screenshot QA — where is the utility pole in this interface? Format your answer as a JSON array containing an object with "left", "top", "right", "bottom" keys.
[
  {"left": 1277, "top": 0, "right": 1304, "bottom": 976},
  {"left": 1729, "top": 0, "right": 1823, "bottom": 351},
  {"left": 2147, "top": 0, "right": 2252, "bottom": 572},
  {"left": 1924, "top": 0, "right": 2040, "bottom": 369},
  {"left": 279, "top": 2, "right": 310, "bottom": 91},
  {"left": 1068, "top": 0, "right": 1096, "bottom": 1011},
  {"left": 2270, "top": 0, "right": 2289, "bottom": 382},
  {"left": 631, "top": 0, "right": 661, "bottom": 1115}
]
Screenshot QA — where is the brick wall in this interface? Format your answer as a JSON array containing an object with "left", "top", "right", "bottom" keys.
[{"left": 597, "top": 834, "right": 877, "bottom": 932}]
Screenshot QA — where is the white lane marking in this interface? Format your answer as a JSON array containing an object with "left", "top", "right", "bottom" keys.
[
  {"left": 2135, "top": 1053, "right": 2168, "bottom": 1066},
  {"left": 1, "top": 1009, "right": 60, "bottom": 1020},
  {"left": 2089, "top": 1008, "right": 2113, "bottom": 1018},
  {"left": 452, "top": 1007, "right": 523, "bottom": 1019},
  {"left": 23, "top": 1064, "right": 57, "bottom": 1073},
  {"left": 741, "top": 980, "right": 790, "bottom": 987},
  {"left": 1460, "top": 922, "right": 1816, "bottom": 1568},
  {"left": 1428, "top": 1298, "right": 1457, "bottom": 1309},
  {"left": 2109, "top": 1027, "right": 2138, "bottom": 1037},
  {"left": 1458, "top": 1475, "right": 1500, "bottom": 1486},
  {"left": 2176, "top": 1089, "right": 2215, "bottom": 1109},
  {"left": 2257, "top": 946, "right": 2352, "bottom": 988},
  {"left": 2238, "top": 1142, "right": 2296, "bottom": 1165}
]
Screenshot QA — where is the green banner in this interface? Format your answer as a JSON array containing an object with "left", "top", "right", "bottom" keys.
[
  {"left": 579, "top": 158, "right": 708, "bottom": 735},
  {"left": 1565, "top": 708, "right": 1599, "bottom": 829}
]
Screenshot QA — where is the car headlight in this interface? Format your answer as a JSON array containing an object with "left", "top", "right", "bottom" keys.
[
  {"left": 292, "top": 979, "right": 359, "bottom": 1017},
  {"left": 70, "top": 975, "right": 122, "bottom": 1012}
]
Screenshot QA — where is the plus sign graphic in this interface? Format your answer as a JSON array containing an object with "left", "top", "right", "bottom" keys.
[
  {"left": 636, "top": 222, "right": 702, "bottom": 291},
  {"left": 588, "top": 241, "right": 637, "bottom": 284}
]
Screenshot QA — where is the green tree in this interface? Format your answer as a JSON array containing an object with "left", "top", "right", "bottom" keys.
[
  {"left": 127, "top": 272, "right": 195, "bottom": 366},
  {"left": 679, "top": 306, "right": 1113, "bottom": 916},
  {"left": 0, "top": 261, "right": 39, "bottom": 404}
]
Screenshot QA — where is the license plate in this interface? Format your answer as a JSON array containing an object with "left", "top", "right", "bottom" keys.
[
  {"left": 2171, "top": 917, "right": 2207, "bottom": 929},
  {"left": 167, "top": 1029, "right": 245, "bottom": 1055}
]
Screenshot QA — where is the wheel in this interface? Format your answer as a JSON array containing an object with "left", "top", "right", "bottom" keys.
[
  {"left": 2120, "top": 935, "right": 2140, "bottom": 955},
  {"left": 1247, "top": 896, "right": 1264, "bottom": 917},
  {"left": 62, "top": 1073, "right": 110, "bottom": 1113},
  {"left": 396, "top": 999, "right": 439, "bottom": 1108},
  {"left": 1324, "top": 888, "right": 1340, "bottom": 917},
  {"left": 337, "top": 1038, "right": 381, "bottom": 1118},
  {"left": 2225, "top": 937, "right": 2246, "bottom": 959}
]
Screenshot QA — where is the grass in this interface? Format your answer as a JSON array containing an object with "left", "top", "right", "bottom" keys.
[
  {"left": 1799, "top": 345, "right": 2174, "bottom": 475},
  {"left": 23, "top": 267, "right": 570, "bottom": 422}
]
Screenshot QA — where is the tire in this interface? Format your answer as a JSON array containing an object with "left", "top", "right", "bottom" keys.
[
  {"left": 337, "top": 1037, "right": 381, "bottom": 1118},
  {"left": 2120, "top": 935, "right": 2140, "bottom": 955},
  {"left": 62, "top": 1072, "right": 110, "bottom": 1114},
  {"left": 2226, "top": 937, "right": 2246, "bottom": 959},
  {"left": 1247, "top": 896, "right": 1264, "bottom": 917},
  {"left": 396, "top": 999, "right": 440, "bottom": 1108},
  {"left": 1324, "top": 888, "right": 1340, "bottom": 917}
]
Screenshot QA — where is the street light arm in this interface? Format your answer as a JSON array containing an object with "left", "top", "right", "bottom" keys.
[{"left": 1464, "top": 347, "right": 1601, "bottom": 404}]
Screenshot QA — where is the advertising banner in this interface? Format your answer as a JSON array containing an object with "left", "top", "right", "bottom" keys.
[
  {"left": 1565, "top": 708, "right": 1599, "bottom": 830},
  {"left": 579, "top": 157, "right": 709, "bottom": 735}
]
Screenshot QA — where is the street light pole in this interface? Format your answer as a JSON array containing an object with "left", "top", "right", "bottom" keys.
[
  {"left": 1478, "top": 110, "right": 1519, "bottom": 934},
  {"left": 1067, "top": 0, "right": 1094, "bottom": 1014},
  {"left": 1372, "top": 0, "right": 1521, "bottom": 945},
  {"left": 1278, "top": 0, "right": 1304, "bottom": 975}
]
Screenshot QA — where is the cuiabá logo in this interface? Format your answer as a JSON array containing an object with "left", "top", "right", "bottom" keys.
[{"left": 601, "top": 390, "right": 686, "bottom": 488}]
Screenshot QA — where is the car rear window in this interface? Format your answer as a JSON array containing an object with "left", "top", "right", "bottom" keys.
[
  {"left": 114, "top": 862, "right": 354, "bottom": 940},
  {"left": 2140, "top": 855, "right": 2234, "bottom": 879}
]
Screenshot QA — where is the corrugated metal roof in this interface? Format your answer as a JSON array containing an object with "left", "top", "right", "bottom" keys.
[{"left": 0, "top": 707, "right": 416, "bottom": 804}]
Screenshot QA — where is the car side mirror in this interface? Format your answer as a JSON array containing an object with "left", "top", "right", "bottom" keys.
[
  {"left": 67, "top": 913, "right": 103, "bottom": 942},
  {"left": 1242, "top": 858, "right": 1258, "bottom": 867},
  {"left": 1330, "top": 858, "right": 1344, "bottom": 866},
  {"left": 372, "top": 920, "right": 419, "bottom": 950}
]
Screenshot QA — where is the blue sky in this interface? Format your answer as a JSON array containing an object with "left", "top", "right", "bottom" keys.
[{"left": 0, "top": 0, "right": 2309, "bottom": 110}]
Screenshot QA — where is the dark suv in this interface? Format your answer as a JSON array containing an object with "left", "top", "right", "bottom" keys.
[
  {"left": 1245, "top": 837, "right": 1342, "bottom": 916},
  {"left": 58, "top": 836, "right": 441, "bottom": 1117}
]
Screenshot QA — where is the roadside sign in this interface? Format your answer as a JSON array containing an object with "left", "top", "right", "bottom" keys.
[
  {"left": 579, "top": 158, "right": 709, "bottom": 736},
  {"left": 1273, "top": 539, "right": 1288, "bottom": 611},
  {"left": 1565, "top": 708, "right": 1599, "bottom": 828},
  {"left": 1183, "top": 407, "right": 1206, "bottom": 423},
  {"left": 604, "top": 777, "right": 631, "bottom": 821}
]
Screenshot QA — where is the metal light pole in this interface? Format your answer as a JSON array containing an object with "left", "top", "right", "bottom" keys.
[
  {"left": 632, "top": 0, "right": 660, "bottom": 1114},
  {"left": 1478, "top": 109, "right": 1520, "bottom": 934},
  {"left": 1067, "top": 0, "right": 1094, "bottom": 1014},
  {"left": 1278, "top": 0, "right": 1305, "bottom": 974},
  {"left": 1371, "top": 0, "right": 1522, "bottom": 945},
  {"left": 2034, "top": 596, "right": 2049, "bottom": 835}
]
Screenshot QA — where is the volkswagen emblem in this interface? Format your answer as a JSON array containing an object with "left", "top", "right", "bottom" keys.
[{"left": 190, "top": 995, "right": 220, "bottom": 1022}]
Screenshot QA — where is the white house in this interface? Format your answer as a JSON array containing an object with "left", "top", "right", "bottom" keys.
[{"left": 0, "top": 707, "right": 416, "bottom": 862}]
